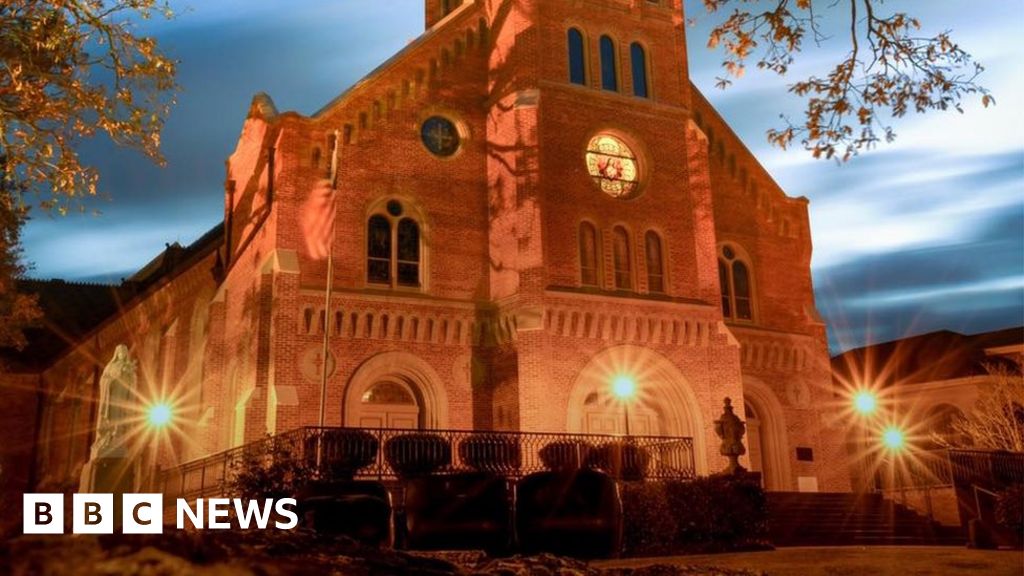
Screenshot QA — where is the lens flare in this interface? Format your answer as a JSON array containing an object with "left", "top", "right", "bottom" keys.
[
  {"left": 853, "top": 390, "right": 877, "bottom": 415},
  {"left": 612, "top": 375, "right": 637, "bottom": 400},
  {"left": 147, "top": 402, "right": 174, "bottom": 429},
  {"left": 881, "top": 426, "right": 905, "bottom": 452}
]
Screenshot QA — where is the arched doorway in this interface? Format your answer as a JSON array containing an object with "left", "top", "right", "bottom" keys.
[
  {"left": 344, "top": 352, "right": 449, "bottom": 429},
  {"left": 567, "top": 345, "right": 707, "bottom": 474},
  {"left": 354, "top": 379, "right": 422, "bottom": 429},
  {"left": 744, "top": 400, "right": 766, "bottom": 480},
  {"left": 742, "top": 378, "right": 791, "bottom": 491}
]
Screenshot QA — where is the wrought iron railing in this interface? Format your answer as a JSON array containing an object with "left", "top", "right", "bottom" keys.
[
  {"left": 156, "top": 427, "right": 696, "bottom": 501},
  {"left": 889, "top": 448, "right": 1024, "bottom": 490}
]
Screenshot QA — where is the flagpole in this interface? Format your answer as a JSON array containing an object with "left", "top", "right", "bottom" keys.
[{"left": 316, "top": 130, "right": 340, "bottom": 469}]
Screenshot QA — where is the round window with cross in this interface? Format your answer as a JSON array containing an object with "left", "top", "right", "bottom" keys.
[{"left": 421, "top": 116, "right": 461, "bottom": 157}]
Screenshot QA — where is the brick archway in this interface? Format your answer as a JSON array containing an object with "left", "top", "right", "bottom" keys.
[
  {"left": 343, "top": 352, "right": 449, "bottom": 429},
  {"left": 566, "top": 345, "right": 708, "bottom": 474},
  {"left": 742, "top": 377, "right": 792, "bottom": 491}
]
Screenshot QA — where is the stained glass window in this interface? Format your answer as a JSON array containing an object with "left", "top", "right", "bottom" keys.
[
  {"left": 421, "top": 116, "right": 461, "bottom": 157},
  {"left": 586, "top": 134, "right": 640, "bottom": 199},
  {"left": 367, "top": 204, "right": 423, "bottom": 290}
]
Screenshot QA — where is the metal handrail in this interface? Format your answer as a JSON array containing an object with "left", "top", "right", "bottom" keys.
[{"left": 156, "top": 426, "right": 697, "bottom": 501}]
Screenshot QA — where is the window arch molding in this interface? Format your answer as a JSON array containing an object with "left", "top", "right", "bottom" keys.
[
  {"left": 718, "top": 242, "right": 757, "bottom": 322},
  {"left": 364, "top": 196, "right": 430, "bottom": 291}
]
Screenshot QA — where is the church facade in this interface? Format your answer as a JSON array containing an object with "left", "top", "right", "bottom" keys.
[{"left": 5, "top": 0, "right": 852, "bottom": 504}]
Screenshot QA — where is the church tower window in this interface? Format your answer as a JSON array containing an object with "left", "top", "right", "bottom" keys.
[
  {"left": 645, "top": 230, "right": 665, "bottom": 293},
  {"left": 368, "top": 201, "right": 422, "bottom": 289},
  {"left": 579, "top": 221, "right": 600, "bottom": 287},
  {"left": 630, "top": 42, "right": 649, "bottom": 98},
  {"left": 719, "top": 244, "right": 754, "bottom": 321},
  {"left": 568, "top": 28, "right": 587, "bottom": 86},
  {"left": 600, "top": 35, "right": 618, "bottom": 91},
  {"left": 613, "top": 226, "right": 633, "bottom": 290}
]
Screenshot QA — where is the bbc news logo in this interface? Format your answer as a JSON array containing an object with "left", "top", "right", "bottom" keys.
[{"left": 24, "top": 494, "right": 298, "bottom": 534}]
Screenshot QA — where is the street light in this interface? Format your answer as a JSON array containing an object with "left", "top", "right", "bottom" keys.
[
  {"left": 147, "top": 402, "right": 174, "bottom": 429},
  {"left": 611, "top": 375, "right": 637, "bottom": 436},
  {"left": 881, "top": 425, "right": 906, "bottom": 453},
  {"left": 853, "top": 390, "right": 877, "bottom": 416}
]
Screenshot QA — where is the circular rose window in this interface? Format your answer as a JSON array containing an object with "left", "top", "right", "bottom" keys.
[
  {"left": 585, "top": 134, "right": 640, "bottom": 199},
  {"left": 421, "top": 116, "right": 461, "bottom": 157}
]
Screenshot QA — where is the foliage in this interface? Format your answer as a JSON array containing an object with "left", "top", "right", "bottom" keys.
[
  {"left": 230, "top": 435, "right": 312, "bottom": 501},
  {"left": 0, "top": 0, "right": 178, "bottom": 212},
  {"left": 621, "top": 475, "right": 770, "bottom": 556},
  {"left": 697, "top": 0, "right": 991, "bottom": 161},
  {"left": 0, "top": 171, "right": 41, "bottom": 351},
  {"left": 994, "top": 483, "right": 1023, "bottom": 534},
  {"left": 945, "top": 362, "right": 1024, "bottom": 452}
]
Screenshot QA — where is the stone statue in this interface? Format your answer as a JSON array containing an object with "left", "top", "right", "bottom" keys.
[
  {"left": 93, "top": 344, "right": 138, "bottom": 458},
  {"left": 714, "top": 397, "right": 747, "bottom": 475}
]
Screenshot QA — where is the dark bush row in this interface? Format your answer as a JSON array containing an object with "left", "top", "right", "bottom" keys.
[{"left": 620, "top": 475, "right": 770, "bottom": 556}]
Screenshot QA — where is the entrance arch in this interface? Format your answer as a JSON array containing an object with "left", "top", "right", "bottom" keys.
[
  {"left": 344, "top": 352, "right": 449, "bottom": 429},
  {"left": 743, "top": 377, "right": 791, "bottom": 491},
  {"left": 567, "top": 345, "right": 708, "bottom": 474}
]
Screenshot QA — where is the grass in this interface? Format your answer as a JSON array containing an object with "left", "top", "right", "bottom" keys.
[{"left": 596, "top": 546, "right": 1023, "bottom": 576}]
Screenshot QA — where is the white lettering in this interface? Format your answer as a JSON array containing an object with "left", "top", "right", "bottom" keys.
[
  {"left": 274, "top": 498, "right": 298, "bottom": 530},
  {"left": 176, "top": 498, "right": 203, "bottom": 529},
  {"left": 207, "top": 498, "right": 231, "bottom": 529}
]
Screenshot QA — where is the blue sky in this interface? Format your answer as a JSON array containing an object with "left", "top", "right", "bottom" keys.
[{"left": 20, "top": 1, "right": 1023, "bottom": 352}]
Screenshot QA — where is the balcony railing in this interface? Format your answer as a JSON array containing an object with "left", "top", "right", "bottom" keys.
[{"left": 156, "top": 427, "right": 696, "bottom": 501}]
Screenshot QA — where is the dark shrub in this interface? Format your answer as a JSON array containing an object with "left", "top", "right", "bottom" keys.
[
  {"left": 588, "top": 441, "right": 651, "bottom": 481},
  {"left": 403, "top": 472, "right": 512, "bottom": 554},
  {"left": 458, "top": 435, "right": 522, "bottom": 474},
  {"left": 305, "top": 429, "right": 379, "bottom": 480},
  {"left": 539, "top": 440, "right": 592, "bottom": 471},
  {"left": 995, "top": 483, "right": 1024, "bottom": 534},
  {"left": 231, "top": 435, "right": 311, "bottom": 501},
  {"left": 384, "top": 433, "right": 452, "bottom": 478},
  {"left": 296, "top": 480, "right": 392, "bottom": 546},
  {"left": 620, "top": 475, "right": 770, "bottom": 557},
  {"left": 516, "top": 469, "right": 623, "bottom": 558}
]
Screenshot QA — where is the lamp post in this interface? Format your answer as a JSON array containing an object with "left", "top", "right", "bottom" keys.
[{"left": 612, "top": 375, "right": 637, "bottom": 436}]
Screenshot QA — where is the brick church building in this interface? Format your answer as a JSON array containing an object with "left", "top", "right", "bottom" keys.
[{"left": 1, "top": 0, "right": 851, "bottom": 512}]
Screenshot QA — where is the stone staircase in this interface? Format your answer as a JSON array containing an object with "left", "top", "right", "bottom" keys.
[{"left": 767, "top": 492, "right": 965, "bottom": 547}]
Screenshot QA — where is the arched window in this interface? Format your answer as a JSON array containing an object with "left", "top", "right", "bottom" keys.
[
  {"left": 368, "top": 200, "right": 422, "bottom": 289},
  {"left": 613, "top": 226, "right": 632, "bottom": 290},
  {"left": 579, "top": 222, "right": 600, "bottom": 287},
  {"left": 645, "top": 231, "right": 665, "bottom": 293},
  {"left": 568, "top": 28, "right": 587, "bottom": 86},
  {"left": 630, "top": 42, "right": 649, "bottom": 98},
  {"left": 600, "top": 35, "right": 618, "bottom": 91},
  {"left": 719, "top": 244, "right": 753, "bottom": 321}
]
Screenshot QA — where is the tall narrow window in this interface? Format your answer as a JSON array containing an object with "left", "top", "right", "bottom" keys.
[
  {"left": 600, "top": 35, "right": 618, "bottom": 91},
  {"left": 719, "top": 244, "right": 754, "bottom": 321},
  {"left": 630, "top": 42, "right": 649, "bottom": 98},
  {"left": 579, "top": 222, "right": 600, "bottom": 287},
  {"left": 397, "top": 219, "right": 421, "bottom": 287},
  {"left": 367, "top": 200, "right": 424, "bottom": 289},
  {"left": 613, "top": 226, "right": 632, "bottom": 290},
  {"left": 645, "top": 231, "right": 664, "bottom": 293},
  {"left": 367, "top": 216, "right": 392, "bottom": 284},
  {"left": 568, "top": 28, "right": 587, "bottom": 85}
]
